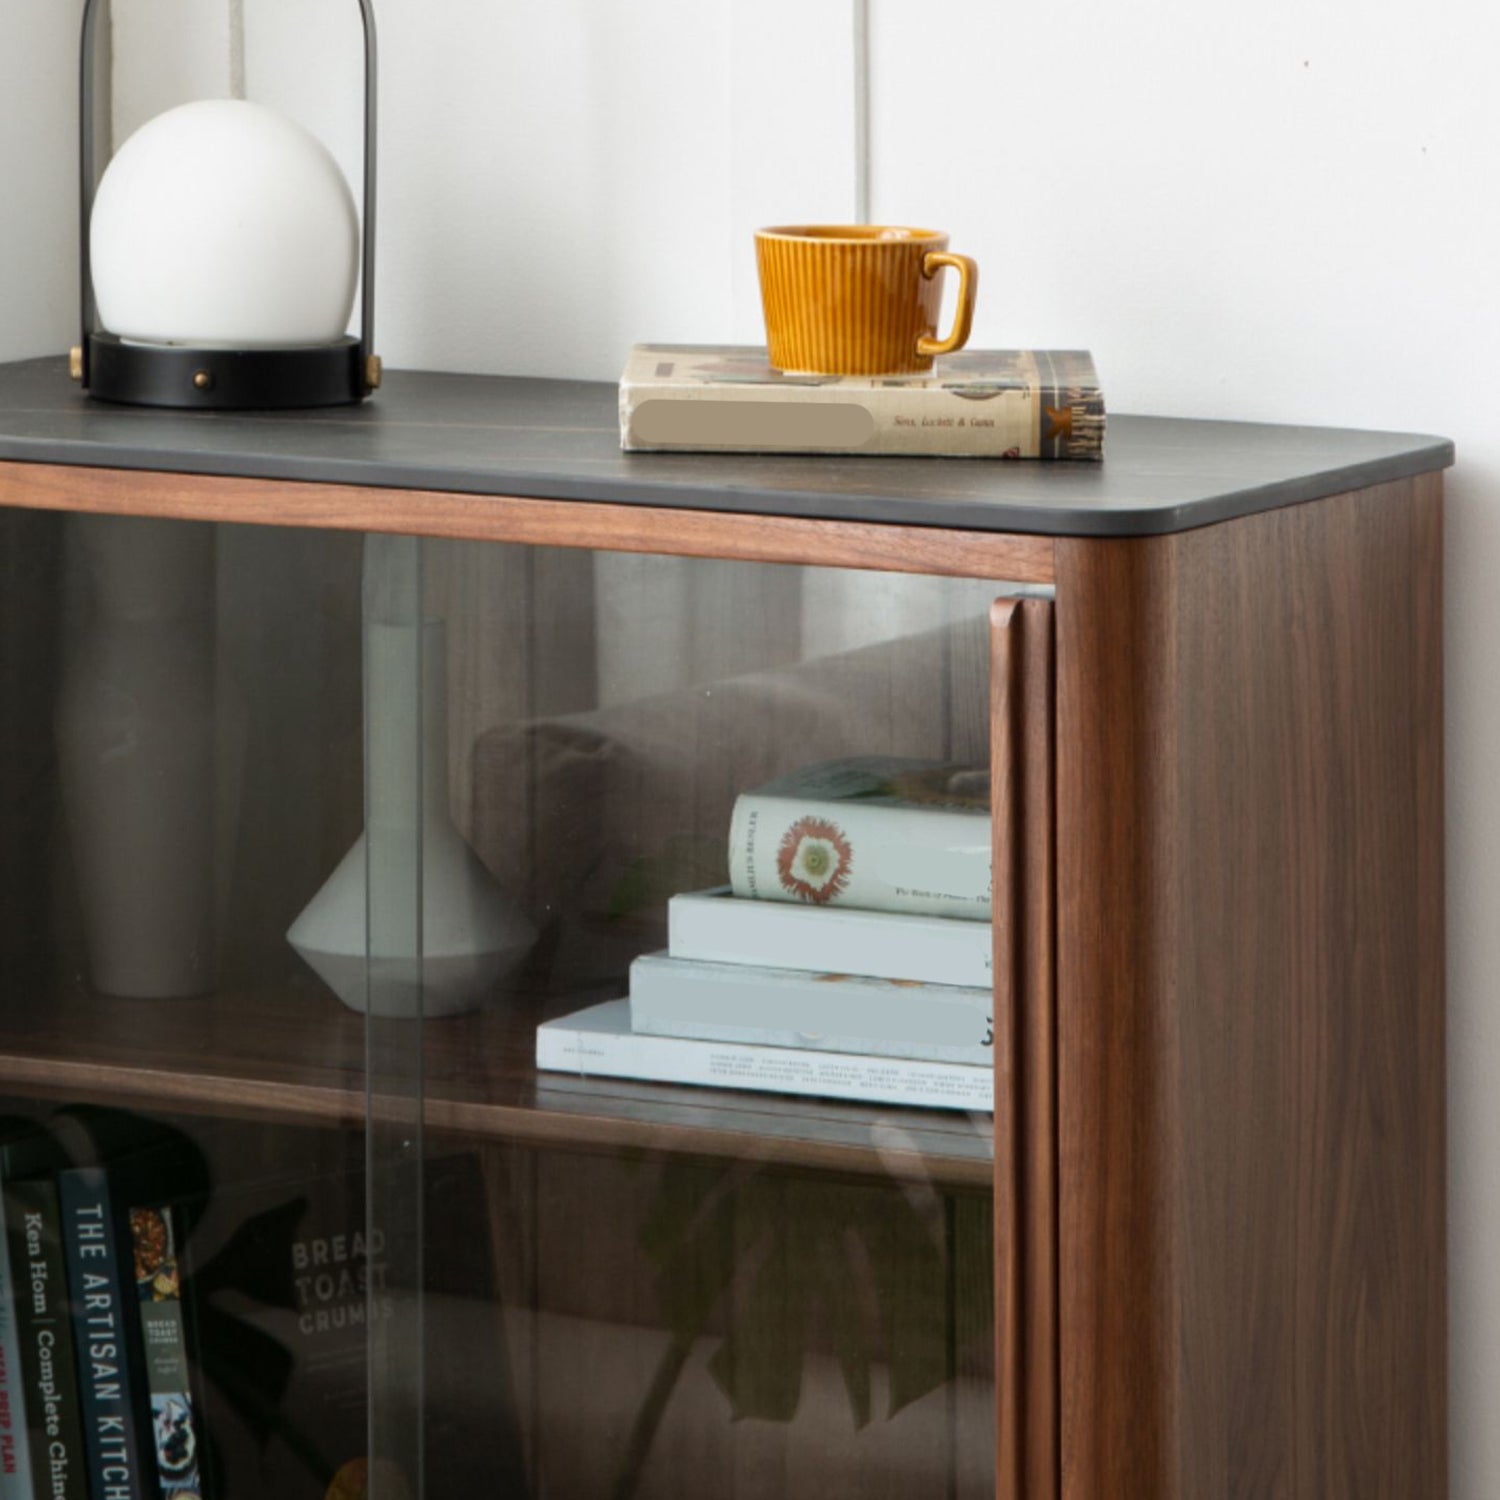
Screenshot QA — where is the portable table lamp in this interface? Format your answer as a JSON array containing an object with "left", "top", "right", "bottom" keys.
[{"left": 71, "top": 0, "right": 380, "bottom": 409}]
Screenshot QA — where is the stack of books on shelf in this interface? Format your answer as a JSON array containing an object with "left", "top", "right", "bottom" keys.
[
  {"left": 536, "top": 756, "right": 996, "bottom": 1113},
  {"left": 0, "top": 1119, "right": 523, "bottom": 1500},
  {"left": 618, "top": 344, "right": 1105, "bottom": 459},
  {"left": 0, "top": 1128, "right": 206, "bottom": 1500}
]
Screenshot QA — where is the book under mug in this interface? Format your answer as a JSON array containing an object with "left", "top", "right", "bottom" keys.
[{"left": 619, "top": 344, "right": 1104, "bottom": 458}]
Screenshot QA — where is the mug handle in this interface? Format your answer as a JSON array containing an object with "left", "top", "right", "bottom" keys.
[{"left": 917, "top": 251, "right": 979, "bottom": 358}]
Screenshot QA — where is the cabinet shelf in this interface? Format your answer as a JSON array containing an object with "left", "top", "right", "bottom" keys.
[
  {"left": 434, "top": 1001, "right": 995, "bottom": 1189},
  {"left": 0, "top": 975, "right": 365, "bottom": 1125},
  {"left": 0, "top": 979, "right": 993, "bottom": 1187}
]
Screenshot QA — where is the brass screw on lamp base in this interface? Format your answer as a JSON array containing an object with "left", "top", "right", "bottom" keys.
[{"left": 71, "top": 349, "right": 381, "bottom": 395}]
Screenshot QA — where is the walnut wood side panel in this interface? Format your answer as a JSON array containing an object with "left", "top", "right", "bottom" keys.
[
  {"left": 0, "top": 461, "right": 1056, "bottom": 582},
  {"left": 991, "top": 597, "right": 1058, "bottom": 1500},
  {"left": 1053, "top": 477, "right": 1445, "bottom": 1497}
]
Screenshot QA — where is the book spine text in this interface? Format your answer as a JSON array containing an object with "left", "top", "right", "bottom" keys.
[
  {"left": 619, "top": 347, "right": 1106, "bottom": 459},
  {"left": 0, "top": 1190, "right": 34, "bottom": 1500},
  {"left": 129, "top": 1205, "right": 203, "bottom": 1500},
  {"left": 59, "top": 1171, "right": 148, "bottom": 1500},
  {"left": 4, "top": 1180, "right": 86, "bottom": 1500}
]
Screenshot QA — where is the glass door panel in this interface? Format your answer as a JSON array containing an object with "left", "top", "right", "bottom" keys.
[
  {"left": 0, "top": 508, "right": 368, "bottom": 1106},
  {"left": 361, "top": 534, "right": 427, "bottom": 1500},
  {"left": 0, "top": 512, "right": 1014, "bottom": 1500},
  {"left": 396, "top": 540, "right": 1010, "bottom": 1498},
  {"left": 0, "top": 507, "right": 390, "bottom": 1500}
]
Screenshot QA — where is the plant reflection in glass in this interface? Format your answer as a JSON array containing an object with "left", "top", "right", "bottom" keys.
[{"left": 613, "top": 1152, "right": 993, "bottom": 1500}]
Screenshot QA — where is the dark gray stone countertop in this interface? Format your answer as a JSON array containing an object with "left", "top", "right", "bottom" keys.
[{"left": 0, "top": 358, "right": 1453, "bottom": 538}]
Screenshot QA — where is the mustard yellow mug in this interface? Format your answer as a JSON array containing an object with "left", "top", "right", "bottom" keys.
[{"left": 755, "top": 224, "right": 978, "bottom": 376}]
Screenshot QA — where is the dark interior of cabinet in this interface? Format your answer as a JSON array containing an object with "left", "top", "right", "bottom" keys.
[
  {"left": 0, "top": 513, "right": 999, "bottom": 1180},
  {"left": 0, "top": 512, "right": 1001, "bottom": 1497},
  {"left": 0, "top": 1098, "right": 995, "bottom": 1500},
  {"left": 0, "top": 507, "right": 368, "bottom": 1118}
]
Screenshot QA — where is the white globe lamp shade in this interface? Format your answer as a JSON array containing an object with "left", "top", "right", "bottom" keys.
[{"left": 90, "top": 99, "right": 360, "bottom": 349}]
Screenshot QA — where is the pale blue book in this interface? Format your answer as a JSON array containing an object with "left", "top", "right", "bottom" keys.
[
  {"left": 628, "top": 951, "right": 993, "bottom": 1066},
  {"left": 669, "top": 885, "right": 993, "bottom": 988}
]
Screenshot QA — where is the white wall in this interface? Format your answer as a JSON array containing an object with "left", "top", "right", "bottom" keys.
[
  {"left": 241, "top": 0, "right": 856, "bottom": 377},
  {"left": 866, "top": 5, "right": 1496, "bottom": 1492},
  {"left": 0, "top": 3, "right": 82, "bottom": 361},
  {"left": 0, "top": 0, "right": 238, "bottom": 366},
  {"left": 5, "top": 0, "right": 1498, "bottom": 1486},
  {"left": 113, "top": 0, "right": 234, "bottom": 139}
]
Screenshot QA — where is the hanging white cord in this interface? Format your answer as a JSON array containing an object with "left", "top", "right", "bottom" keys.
[
  {"left": 853, "top": 0, "right": 871, "bottom": 223},
  {"left": 228, "top": 0, "right": 247, "bottom": 99}
]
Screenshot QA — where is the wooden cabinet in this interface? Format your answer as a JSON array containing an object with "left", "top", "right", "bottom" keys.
[{"left": 0, "top": 357, "right": 1450, "bottom": 1498}]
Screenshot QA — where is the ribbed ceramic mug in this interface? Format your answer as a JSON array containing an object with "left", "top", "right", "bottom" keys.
[{"left": 755, "top": 225, "right": 978, "bottom": 376}]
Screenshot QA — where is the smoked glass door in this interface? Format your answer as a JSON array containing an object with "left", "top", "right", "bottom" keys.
[
  {"left": 0, "top": 509, "right": 1025, "bottom": 1500},
  {"left": 0, "top": 507, "right": 381, "bottom": 1500},
  {"left": 377, "top": 537, "right": 1016, "bottom": 1500}
]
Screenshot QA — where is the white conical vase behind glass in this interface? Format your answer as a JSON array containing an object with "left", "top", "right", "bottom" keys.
[{"left": 288, "top": 618, "right": 535, "bottom": 1016}]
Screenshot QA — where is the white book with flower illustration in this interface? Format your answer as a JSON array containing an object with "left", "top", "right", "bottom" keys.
[
  {"left": 669, "top": 886, "right": 993, "bottom": 988},
  {"left": 727, "top": 756, "right": 991, "bottom": 922},
  {"left": 538, "top": 998, "right": 993, "bottom": 1112},
  {"left": 629, "top": 951, "right": 993, "bottom": 1066}
]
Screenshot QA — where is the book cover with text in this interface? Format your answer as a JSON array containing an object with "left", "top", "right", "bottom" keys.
[{"left": 621, "top": 344, "right": 1105, "bottom": 458}]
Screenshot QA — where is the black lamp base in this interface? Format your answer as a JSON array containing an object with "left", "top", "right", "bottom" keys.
[{"left": 82, "top": 334, "right": 371, "bottom": 410}]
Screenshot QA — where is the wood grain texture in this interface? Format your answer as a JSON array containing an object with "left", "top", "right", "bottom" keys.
[
  {"left": 1053, "top": 477, "right": 1445, "bottom": 1497},
  {"left": 991, "top": 598, "right": 1058, "bottom": 1500},
  {"left": 1017, "top": 599, "right": 1058, "bottom": 1500},
  {"left": 0, "top": 461, "right": 1057, "bottom": 582},
  {"left": 991, "top": 600, "right": 1022, "bottom": 1498},
  {"left": 0, "top": 975, "right": 993, "bottom": 1188},
  {"left": 1412, "top": 470, "right": 1447, "bottom": 1498}
]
